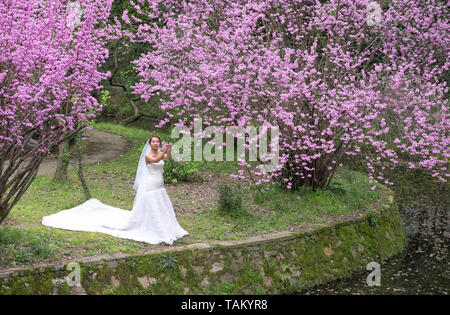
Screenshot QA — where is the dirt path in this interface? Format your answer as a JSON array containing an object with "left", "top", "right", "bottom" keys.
[{"left": 36, "top": 128, "right": 132, "bottom": 176}]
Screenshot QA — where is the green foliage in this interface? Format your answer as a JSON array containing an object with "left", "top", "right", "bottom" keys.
[
  {"left": 158, "top": 253, "right": 178, "bottom": 270},
  {"left": 279, "top": 264, "right": 294, "bottom": 283},
  {"left": 251, "top": 167, "right": 382, "bottom": 218},
  {"left": 97, "top": 89, "right": 118, "bottom": 118},
  {"left": 215, "top": 282, "right": 236, "bottom": 295},
  {"left": 0, "top": 227, "right": 57, "bottom": 265},
  {"left": 364, "top": 211, "right": 380, "bottom": 229},
  {"left": 100, "top": 90, "right": 111, "bottom": 107},
  {"left": 217, "top": 181, "right": 245, "bottom": 216},
  {"left": 163, "top": 158, "right": 203, "bottom": 184},
  {"left": 327, "top": 181, "right": 346, "bottom": 194}
]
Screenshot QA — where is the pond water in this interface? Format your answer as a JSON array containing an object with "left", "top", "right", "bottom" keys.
[{"left": 299, "top": 164, "right": 449, "bottom": 295}]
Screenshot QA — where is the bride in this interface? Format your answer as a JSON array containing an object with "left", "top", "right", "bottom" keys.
[{"left": 42, "top": 135, "right": 189, "bottom": 245}]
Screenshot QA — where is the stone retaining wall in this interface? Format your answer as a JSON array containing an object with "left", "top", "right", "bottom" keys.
[{"left": 0, "top": 191, "right": 406, "bottom": 295}]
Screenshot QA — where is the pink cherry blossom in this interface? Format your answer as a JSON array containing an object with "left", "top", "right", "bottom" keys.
[{"left": 123, "top": 0, "right": 448, "bottom": 190}]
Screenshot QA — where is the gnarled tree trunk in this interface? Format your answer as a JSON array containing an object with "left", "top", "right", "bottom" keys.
[{"left": 53, "top": 140, "right": 70, "bottom": 182}]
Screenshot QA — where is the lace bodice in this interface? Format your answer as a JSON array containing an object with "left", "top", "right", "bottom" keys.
[{"left": 146, "top": 159, "right": 164, "bottom": 174}]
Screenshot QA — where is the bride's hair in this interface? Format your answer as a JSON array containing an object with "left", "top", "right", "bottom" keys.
[{"left": 148, "top": 135, "right": 161, "bottom": 145}]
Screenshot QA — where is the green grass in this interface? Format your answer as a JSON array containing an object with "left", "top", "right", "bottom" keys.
[
  {"left": 0, "top": 121, "right": 386, "bottom": 268},
  {"left": 0, "top": 226, "right": 59, "bottom": 265},
  {"left": 182, "top": 166, "right": 385, "bottom": 242}
]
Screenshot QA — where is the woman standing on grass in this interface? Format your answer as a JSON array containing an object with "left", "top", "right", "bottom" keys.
[{"left": 42, "top": 135, "right": 189, "bottom": 245}]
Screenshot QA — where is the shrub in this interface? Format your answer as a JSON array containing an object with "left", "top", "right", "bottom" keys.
[
  {"left": 159, "top": 253, "right": 178, "bottom": 269},
  {"left": 0, "top": 227, "right": 57, "bottom": 266},
  {"left": 163, "top": 159, "right": 203, "bottom": 184},
  {"left": 364, "top": 211, "right": 380, "bottom": 229},
  {"left": 217, "top": 181, "right": 244, "bottom": 215}
]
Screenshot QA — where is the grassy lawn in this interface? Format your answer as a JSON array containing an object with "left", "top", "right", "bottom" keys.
[{"left": 0, "top": 121, "right": 386, "bottom": 269}]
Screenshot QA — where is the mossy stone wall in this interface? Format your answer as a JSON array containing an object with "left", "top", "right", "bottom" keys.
[{"left": 0, "top": 192, "right": 406, "bottom": 295}]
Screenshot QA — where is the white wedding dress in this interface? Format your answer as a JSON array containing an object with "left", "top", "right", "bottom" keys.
[{"left": 42, "top": 159, "right": 189, "bottom": 245}]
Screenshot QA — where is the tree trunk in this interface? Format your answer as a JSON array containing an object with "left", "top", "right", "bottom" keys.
[
  {"left": 0, "top": 124, "right": 86, "bottom": 226},
  {"left": 53, "top": 140, "right": 70, "bottom": 182},
  {"left": 76, "top": 130, "right": 91, "bottom": 200},
  {"left": 109, "top": 42, "right": 160, "bottom": 127}
]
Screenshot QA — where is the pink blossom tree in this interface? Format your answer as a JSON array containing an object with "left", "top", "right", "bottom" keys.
[
  {"left": 0, "top": 0, "right": 115, "bottom": 224},
  {"left": 126, "top": 0, "right": 448, "bottom": 191}
]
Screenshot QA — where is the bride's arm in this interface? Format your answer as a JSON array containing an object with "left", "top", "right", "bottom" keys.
[{"left": 145, "top": 151, "right": 165, "bottom": 164}]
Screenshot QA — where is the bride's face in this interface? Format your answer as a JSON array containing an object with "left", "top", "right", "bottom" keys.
[{"left": 150, "top": 137, "right": 160, "bottom": 151}]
